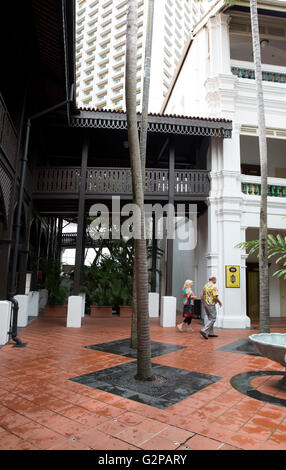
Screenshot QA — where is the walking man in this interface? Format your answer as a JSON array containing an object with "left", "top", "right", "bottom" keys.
[{"left": 200, "top": 276, "right": 222, "bottom": 340}]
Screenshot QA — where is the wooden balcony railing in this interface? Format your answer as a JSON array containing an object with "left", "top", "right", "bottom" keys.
[
  {"left": 35, "top": 167, "right": 81, "bottom": 193},
  {"left": 34, "top": 167, "right": 210, "bottom": 198},
  {"left": 0, "top": 94, "right": 18, "bottom": 168},
  {"left": 61, "top": 232, "right": 94, "bottom": 247}
]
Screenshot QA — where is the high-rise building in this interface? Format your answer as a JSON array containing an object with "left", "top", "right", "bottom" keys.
[{"left": 75, "top": 0, "right": 209, "bottom": 113}]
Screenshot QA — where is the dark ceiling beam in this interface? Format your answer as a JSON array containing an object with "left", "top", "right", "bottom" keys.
[{"left": 157, "top": 137, "right": 170, "bottom": 162}]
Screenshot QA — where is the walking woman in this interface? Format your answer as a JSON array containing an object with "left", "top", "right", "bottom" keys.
[{"left": 177, "top": 280, "right": 196, "bottom": 332}]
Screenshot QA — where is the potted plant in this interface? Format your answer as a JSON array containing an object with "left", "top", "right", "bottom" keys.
[
  {"left": 82, "top": 237, "right": 134, "bottom": 317},
  {"left": 117, "top": 275, "right": 133, "bottom": 317},
  {"left": 89, "top": 286, "right": 113, "bottom": 317},
  {"left": 39, "top": 258, "right": 69, "bottom": 317},
  {"left": 83, "top": 262, "right": 113, "bottom": 316}
]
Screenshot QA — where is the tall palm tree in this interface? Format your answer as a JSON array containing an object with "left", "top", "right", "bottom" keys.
[
  {"left": 130, "top": 0, "right": 154, "bottom": 350},
  {"left": 249, "top": 0, "right": 269, "bottom": 333},
  {"left": 126, "top": 0, "right": 153, "bottom": 380}
]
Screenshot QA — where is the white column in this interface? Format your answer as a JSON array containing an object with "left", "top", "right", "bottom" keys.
[
  {"left": 66, "top": 296, "right": 82, "bottom": 328},
  {"left": 207, "top": 130, "right": 250, "bottom": 329},
  {"left": 206, "top": 139, "right": 221, "bottom": 281},
  {"left": 241, "top": 250, "right": 250, "bottom": 326},
  {"left": 0, "top": 301, "right": 11, "bottom": 345},
  {"left": 208, "top": 14, "right": 231, "bottom": 78},
  {"left": 206, "top": 14, "right": 237, "bottom": 119},
  {"left": 216, "top": 129, "right": 250, "bottom": 328}
]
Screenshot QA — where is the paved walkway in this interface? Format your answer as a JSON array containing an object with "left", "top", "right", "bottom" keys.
[{"left": 0, "top": 311, "right": 285, "bottom": 450}]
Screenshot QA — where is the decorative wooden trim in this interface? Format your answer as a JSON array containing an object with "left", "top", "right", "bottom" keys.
[{"left": 70, "top": 110, "right": 232, "bottom": 138}]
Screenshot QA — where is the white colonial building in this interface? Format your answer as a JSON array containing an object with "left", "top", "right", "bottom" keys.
[{"left": 162, "top": 0, "right": 286, "bottom": 328}]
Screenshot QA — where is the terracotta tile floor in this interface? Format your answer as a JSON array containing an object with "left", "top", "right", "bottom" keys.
[{"left": 0, "top": 313, "right": 285, "bottom": 451}]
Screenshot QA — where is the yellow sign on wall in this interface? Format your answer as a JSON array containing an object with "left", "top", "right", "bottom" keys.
[{"left": 226, "top": 266, "right": 240, "bottom": 288}]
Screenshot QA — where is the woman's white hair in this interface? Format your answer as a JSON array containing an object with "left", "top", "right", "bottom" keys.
[{"left": 183, "top": 279, "right": 193, "bottom": 290}]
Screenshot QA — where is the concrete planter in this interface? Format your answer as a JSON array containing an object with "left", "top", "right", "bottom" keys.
[
  {"left": 28, "top": 291, "right": 39, "bottom": 317},
  {"left": 39, "top": 289, "right": 49, "bottom": 311},
  {"left": 149, "top": 292, "right": 159, "bottom": 318},
  {"left": 14, "top": 295, "right": 29, "bottom": 327},
  {"left": 160, "top": 296, "right": 177, "bottom": 327},
  {"left": 119, "top": 306, "right": 132, "bottom": 317},
  {"left": 0, "top": 301, "right": 11, "bottom": 345},
  {"left": 67, "top": 296, "right": 82, "bottom": 328},
  {"left": 44, "top": 305, "right": 67, "bottom": 317},
  {"left": 79, "top": 292, "right": 86, "bottom": 317},
  {"left": 90, "top": 306, "right": 113, "bottom": 317}
]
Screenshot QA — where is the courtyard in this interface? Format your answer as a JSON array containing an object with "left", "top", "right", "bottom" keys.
[{"left": 0, "top": 312, "right": 285, "bottom": 451}]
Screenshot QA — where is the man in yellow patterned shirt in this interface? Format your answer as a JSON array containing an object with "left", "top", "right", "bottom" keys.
[{"left": 200, "top": 276, "right": 222, "bottom": 340}]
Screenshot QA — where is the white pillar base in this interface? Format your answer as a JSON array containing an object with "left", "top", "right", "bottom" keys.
[
  {"left": 39, "top": 289, "right": 49, "bottom": 311},
  {"left": 160, "top": 296, "right": 177, "bottom": 327},
  {"left": 66, "top": 296, "right": 82, "bottom": 328},
  {"left": 14, "top": 295, "right": 29, "bottom": 328},
  {"left": 0, "top": 301, "right": 11, "bottom": 345},
  {"left": 79, "top": 293, "right": 86, "bottom": 318},
  {"left": 215, "top": 313, "right": 251, "bottom": 329},
  {"left": 28, "top": 291, "right": 40, "bottom": 317},
  {"left": 149, "top": 292, "right": 159, "bottom": 318}
]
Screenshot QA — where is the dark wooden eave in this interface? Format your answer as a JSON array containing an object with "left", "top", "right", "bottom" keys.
[
  {"left": 0, "top": 0, "right": 75, "bottom": 122},
  {"left": 71, "top": 109, "right": 233, "bottom": 138},
  {"left": 30, "top": 0, "right": 75, "bottom": 108}
]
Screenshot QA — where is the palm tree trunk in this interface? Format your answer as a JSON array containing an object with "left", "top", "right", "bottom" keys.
[
  {"left": 140, "top": 0, "right": 154, "bottom": 174},
  {"left": 250, "top": 0, "right": 269, "bottom": 333},
  {"left": 126, "top": 0, "right": 153, "bottom": 380},
  {"left": 130, "top": 267, "right": 138, "bottom": 349},
  {"left": 130, "top": 0, "right": 154, "bottom": 350}
]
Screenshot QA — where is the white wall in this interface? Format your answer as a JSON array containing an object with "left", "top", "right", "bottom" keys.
[
  {"left": 197, "top": 209, "right": 208, "bottom": 296},
  {"left": 171, "top": 209, "right": 209, "bottom": 311},
  {"left": 165, "top": 27, "right": 210, "bottom": 117},
  {"left": 172, "top": 219, "right": 196, "bottom": 312}
]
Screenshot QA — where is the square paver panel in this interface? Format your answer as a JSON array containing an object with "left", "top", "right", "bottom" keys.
[
  {"left": 70, "top": 362, "right": 222, "bottom": 409},
  {"left": 217, "top": 339, "right": 262, "bottom": 356},
  {"left": 85, "top": 338, "right": 186, "bottom": 358}
]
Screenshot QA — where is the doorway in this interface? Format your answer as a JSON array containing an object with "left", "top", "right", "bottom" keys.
[{"left": 246, "top": 263, "right": 259, "bottom": 320}]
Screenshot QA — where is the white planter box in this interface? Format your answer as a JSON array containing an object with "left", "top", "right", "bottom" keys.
[
  {"left": 39, "top": 289, "right": 49, "bottom": 310},
  {"left": 0, "top": 301, "right": 11, "bottom": 345},
  {"left": 160, "top": 296, "right": 177, "bottom": 327},
  {"left": 149, "top": 292, "right": 159, "bottom": 318},
  {"left": 66, "top": 296, "right": 82, "bottom": 328},
  {"left": 28, "top": 291, "right": 39, "bottom": 317},
  {"left": 14, "top": 295, "right": 28, "bottom": 328},
  {"left": 79, "top": 293, "right": 86, "bottom": 317}
]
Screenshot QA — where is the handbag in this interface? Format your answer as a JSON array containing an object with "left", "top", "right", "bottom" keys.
[{"left": 183, "top": 304, "right": 195, "bottom": 317}]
